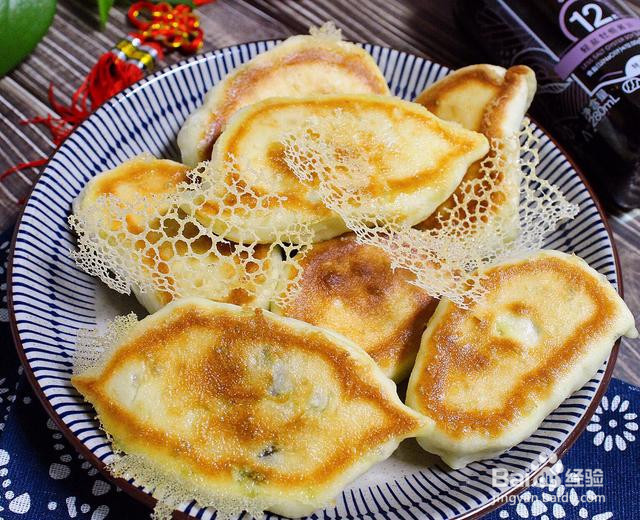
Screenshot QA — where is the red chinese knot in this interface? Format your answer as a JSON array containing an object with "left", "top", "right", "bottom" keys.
[{"left": 128, "top": 1, "right": 204, "bottom": 54}]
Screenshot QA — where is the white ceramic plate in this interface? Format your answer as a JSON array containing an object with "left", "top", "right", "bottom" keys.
[{"left": 8, "top": 41, "right": 620, "bottom": 519}]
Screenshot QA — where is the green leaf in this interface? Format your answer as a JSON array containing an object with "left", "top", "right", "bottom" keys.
[
  {"left": 0, "top": 0, "right": 57, "bottom": 77},
  {"left": 97, "top": 0, "right": 113, "bottom": 26}
]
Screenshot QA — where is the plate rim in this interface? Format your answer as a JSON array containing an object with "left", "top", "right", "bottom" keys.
[{"left": 6, "top": 41, "right": 623, "bottom": 520}]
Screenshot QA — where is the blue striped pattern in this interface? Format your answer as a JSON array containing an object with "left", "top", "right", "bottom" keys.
[{"left": 10, "top": 43, "right": 617, "bottom": 519}]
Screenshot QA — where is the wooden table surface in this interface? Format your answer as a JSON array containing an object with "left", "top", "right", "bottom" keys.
[{"left": 0, "top": 0, "right": 638, "bottom": 384}]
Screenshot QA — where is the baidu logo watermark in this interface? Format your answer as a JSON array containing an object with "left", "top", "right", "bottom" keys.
[
  {"left": 491, "top": 452, "right": 607, "bottom": 507},
  {"left": 492, "top": 453, "right": 564, "bottom": 490}
]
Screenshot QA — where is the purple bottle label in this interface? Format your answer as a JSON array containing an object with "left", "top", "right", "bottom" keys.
[
  {"left": 477, "top": 0, "right": 640, "bottom": 206},
  {"left": 558, "top": 0, "right": 620, "bottom": 42},
  {"left": 496, "top": 0, "right": 640, "bottom": 134},
  {"left": 554, "top": 17, "right": 640, "bottom": 83}
]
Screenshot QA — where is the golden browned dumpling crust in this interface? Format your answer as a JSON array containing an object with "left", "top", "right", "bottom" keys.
[
  {"left": 201, "top": 94, "right": 488, "bottom": 244},
  {"left": 72, "top": 155, "right": 285, "bottom": 314},
  {"left": 73, "top": 298, "right": 428, "bottom": 517},
  {"left": 177, "top": 30, "right": 390, "bottom": 166},
  {"left": 406, "top": 250, "right": 637, "bottom": 469},
  {"left": 274, "top": 233, "right": 437, "bottom": 381},
  {"left": 415, "top": 64, "right": 536, "bottom": 232}
]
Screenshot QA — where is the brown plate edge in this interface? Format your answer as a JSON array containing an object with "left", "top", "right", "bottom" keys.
[
  {"left": 5, "top": 50, "right": 624, "bottom": 520},
  {"left": 453, "top": 116, "right": 622, "bottom": 520}
]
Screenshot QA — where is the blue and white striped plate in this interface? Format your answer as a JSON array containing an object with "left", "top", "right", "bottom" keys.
[{"left": 8, "top": 42, "right": 620, "bottom": 520}]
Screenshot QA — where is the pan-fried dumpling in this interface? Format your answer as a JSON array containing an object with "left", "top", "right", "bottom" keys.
[
  {"left": 272, "top": 233, "right": 436, "bottom": 382},
  {"left": 177, "top": 25, "right": 389, "bottom": 166},
  {"left": 72, "top": 153, "right": 189, "bottom": 229},
  {"left": 200, "top": 94, "right": 489, "bottom": 244},
  {"left": 406, "top": 250, "right": 638, "bottom": 469},
  {"left": 415, "top": 64, "right": 536, "bottom": 232},
  {"left": 72, "top": 298, "right": 428, "bottom": 518},
  {"left": 72, "top": 155, "right": 283, "bottom": 313},
  {"left": 415, "top": 64, "right": 535, "bottom": 139}
]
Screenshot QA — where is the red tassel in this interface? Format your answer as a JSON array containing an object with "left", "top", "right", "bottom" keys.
[
  {"left": 84, "top": 52, "right": 144, "bottom": 108},
  {"left": 0, "top": 159, "right": 49, "bottom": 182},
  {"left": 6, "top": 0, "right": 209, "bottom": 190},
  {"left": 21, "top": 111, "right": 72, "bottom": 147},
  {"left": 3, "top": 53, "right": 144, "bottom": 189},
  {"left": 25, "top": 52, "right": 143, "bottom": 146}
]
